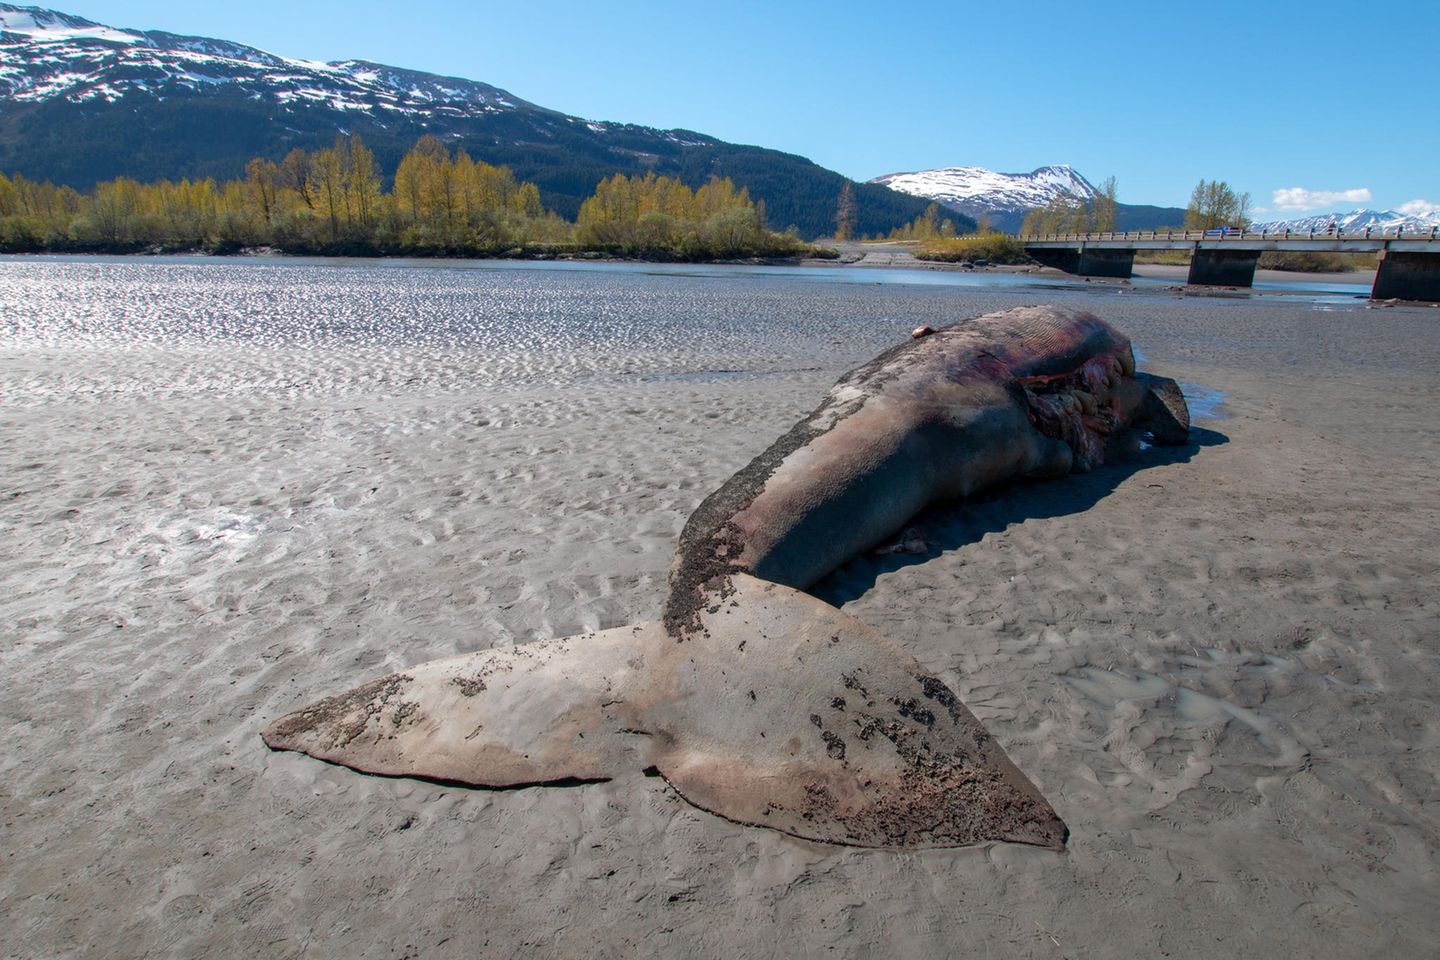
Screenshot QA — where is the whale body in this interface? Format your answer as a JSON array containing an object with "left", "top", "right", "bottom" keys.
[{"left": 264, "top": 305, "right": 1189, "bottom": 849}]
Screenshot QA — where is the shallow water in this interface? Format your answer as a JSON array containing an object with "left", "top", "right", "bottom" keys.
[
  {"left": 2, "top": 254, "right": 1431, "bottom": 411},
  {"left": 1179, "top": 383, "right": 1229, "bottom": 420},
  {"left": 1251, "top": 279, "right": 1371, "bottom": 297},
  {"left": 0, "top": 256, "right": 1044, "bottom": 378}
]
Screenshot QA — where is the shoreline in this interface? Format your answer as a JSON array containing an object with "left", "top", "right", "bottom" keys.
[{"left": 1, "top": 245, "right": 1392, "bottom": 300}]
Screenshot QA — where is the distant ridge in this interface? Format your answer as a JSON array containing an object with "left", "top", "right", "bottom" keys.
[
  {"left": 870, "top": 163, "right": 1186, "bottom": 232},
  {"left": 0, "top": 4, "right": 961, "bottom": 238},
  {"left": 1250, "top": 208, "right": 1440, "bottom": 234},
  {"left": 873, "top": 164, "right": 1098, "bottom": 215}
]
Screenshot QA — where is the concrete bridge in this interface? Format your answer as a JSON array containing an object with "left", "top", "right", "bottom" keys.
[{"left": 1022, "top": 228, "right": 1440, "bottom": 301}]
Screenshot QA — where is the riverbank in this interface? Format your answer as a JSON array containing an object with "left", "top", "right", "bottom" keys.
[
  {"left": 2, "top": 242, "right": 1397, "bottom": 299},
  {"left": 0, "top": 239, "right": 838, "bottom": 266},
  {"left": 2, "top": 258, "right": 1437, "bottom": 958}
]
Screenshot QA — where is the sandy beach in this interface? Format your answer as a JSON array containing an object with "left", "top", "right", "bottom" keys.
[{"left": 2, "top": 257, "right": 1437, "bottom": 958}]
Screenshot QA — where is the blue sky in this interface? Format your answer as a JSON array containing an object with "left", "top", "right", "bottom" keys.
[{"left": 56, "top": 0, "right": 1439, "bottom": 213}]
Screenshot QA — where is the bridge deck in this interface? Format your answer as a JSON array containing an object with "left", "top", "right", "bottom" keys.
[{"left": 1023, "top": 230, "right": 1439, "bottom": 253}]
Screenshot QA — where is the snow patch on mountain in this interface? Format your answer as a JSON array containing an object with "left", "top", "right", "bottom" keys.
[
  {"left": 869, "top": 164, "right": 1097, "bottom": 216},
  {"left": 0, "top": 4, "right": 134, "bottom": 43},
  {"left": 0, "top": 2, "right": 527, "bottom": 118}
]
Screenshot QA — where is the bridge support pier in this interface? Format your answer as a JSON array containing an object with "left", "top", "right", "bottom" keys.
[
  {"left": 1187, "top": 249, "right": 1260, "bottom": 287},
  {"left": 1372, "top": 251, "right": 1440, "bottom": 302},
  {"left": 1029, "top": 246, "right": 1134, "bottom": 278},
  {"left": 1029, "top": 248, "right": 1080, "bottom": 274},
  {"left": 1077, "top": 248, "right": 1134, "bottom": 278}
]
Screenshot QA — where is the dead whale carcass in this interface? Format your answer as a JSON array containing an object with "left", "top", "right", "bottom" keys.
[{"left": 264, "top": 305, "right": 1189, "bottom": 849}]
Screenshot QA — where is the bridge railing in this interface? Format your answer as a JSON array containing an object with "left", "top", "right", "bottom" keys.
[{"left": 1020, "top": 226, "right": 1440, "bottom": 242}]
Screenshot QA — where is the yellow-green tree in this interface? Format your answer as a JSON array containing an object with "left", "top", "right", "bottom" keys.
[
  {"left": 279, "top": 149, "right": 315, "bottom": 210},
  {"left": 887, "top": 202, "right": 959, "bottom": 241},
  {"left": 154, "top": 178, "right": 219, "bottom": 244},
  {"left": 1021, "top": 195, "right": 1087, "bottom": 236},
  {"left": 575, "top": 171, "right": 791, "bottom": 257},
  {"left": 0, "top": 173, "right": 18, "bottom": 218},
  {"left": 835, "top": 180, "right": 857, "bottom": 241},
  {"left": 1184, "top": 179, "right": 1251, "bottom": 230},
  {"left": 394, "top": 135, "right": 457, "bottom": 240},
  {"left": 391, "top": 136, "right": 542, "bottom": 248},
  {"left": 1091, "top": 176, "right": 1118, "bottom": 232},
  {"left": 85, "top": 177, "right": 143, "bottom": 244},
  {"left": 306, "top": 134, "right": 382, "bottom": 241},
  {"left": 344, "top": 135, "right": 382, "bottom": 232},
  {"left": 0, "top": 173, "right": 83, "bottom": 247},
  {"left": 245, "top": 158, "right": 280, "bottom": 227}
]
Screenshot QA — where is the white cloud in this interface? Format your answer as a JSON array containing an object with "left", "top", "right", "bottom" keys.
[
  {"left": 1271, "top": 186, "right": 1372, "bottom": 212},
  {"left": 1398, "top": 199, "right": 1438, "bottom": 217}
]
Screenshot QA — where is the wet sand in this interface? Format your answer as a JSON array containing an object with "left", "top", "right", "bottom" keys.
[{"left": 2, "top": 264, "right": 1438, "bottom": 958}]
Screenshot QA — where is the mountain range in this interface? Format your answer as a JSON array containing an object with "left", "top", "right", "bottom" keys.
[
  {"left": 1249, "top": 208, "right": 1440, "bottom": 235},
  {"left": 0, "top": 4, "right": 959, "bottom": 238},
  {"left": 16, "top": 5, "right": 1387, "bottom": 243},
  {"left": 870, "top": 164, "right": 1187, "bottom": 233}
]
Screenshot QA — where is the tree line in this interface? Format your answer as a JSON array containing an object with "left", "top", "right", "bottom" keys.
[
  {"left": 0, "top": 134, "right": 812, "bottom": 260},
  {"left": 576, "top": 172, "right": 805, "bottom": 258},
  {"left": 1019, "top": 177, "right": 1253, "bottom": 235},
  {"left": 884, "top": 202, "right": 963, "bottom": 242},
  {"left": 911, "top": 174, "right": 1328, "bottom": 269},
  {"left": 1019, "top": 177, "right": 1120, "bottom": 235}
]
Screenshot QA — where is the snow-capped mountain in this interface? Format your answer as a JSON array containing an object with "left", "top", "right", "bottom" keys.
[
  {"left": 0, "top": 3, "right": 538, "bottom": 119},
  {"left": 867, "top": 163, "right": 1183, "bottom": 232},
  {"left": 1249, "top": 208, "right": 1440, "bottom": 234},
  {"left": 871, "top": 164, "right": 1098, "bottom": 218},
  {"left": 0, "top": 5, "right": 945, "bottom": 237}
]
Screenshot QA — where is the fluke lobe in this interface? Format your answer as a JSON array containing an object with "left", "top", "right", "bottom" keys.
[{"left": 264, "top": 305, "right": 1189, "bottom": 850}]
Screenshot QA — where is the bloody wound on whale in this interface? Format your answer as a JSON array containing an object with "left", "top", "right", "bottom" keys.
[{"left": 264, "top": 305, "right": 1190, "bottom": 850}]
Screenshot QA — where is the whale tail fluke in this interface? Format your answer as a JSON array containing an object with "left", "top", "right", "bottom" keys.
[
  {"left": 261, "top": 625, "right": 662, "bottom": 788},
  {"left": 647, "top": 574, "right": 1067, "bottom": 849},
  {"left": 265, "top": 574, "right": 1066, "bottom": 850}
]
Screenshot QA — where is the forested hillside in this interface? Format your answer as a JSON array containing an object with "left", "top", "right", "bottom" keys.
[
  {"left": 0, "top": 6, "right": 964, "bottom": 239},
  {"left": 0, "top": 134, "right": 815, "bottom": 260}
]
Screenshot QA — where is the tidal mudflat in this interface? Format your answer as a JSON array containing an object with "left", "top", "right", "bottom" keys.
[{"left": 2, "top": 256, "right": 1436, "bottom": 958}]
